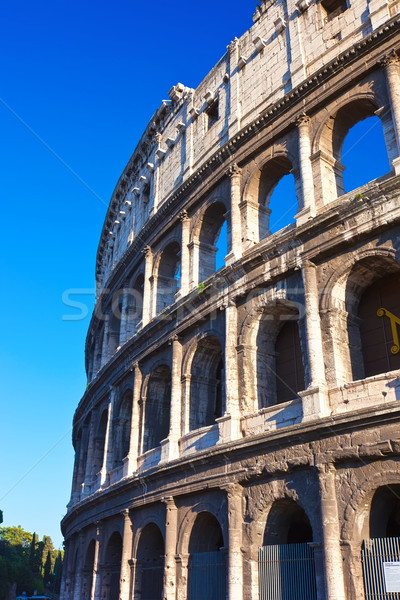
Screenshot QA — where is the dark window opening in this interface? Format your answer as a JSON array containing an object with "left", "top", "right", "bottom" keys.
[
  {"left": 321, "top": 0, "right": 347, "bottom": 19},
  {"left": 206, "top": 100, "right": 219, "bottom": 130},
  {"left": 143, "top": 365, "right": 171, "bottom": 452},
  {"left": 263, "top": 499, "right": 313, "bottom": 546},
  {"left": 275, "top": 320, "right": 305, "bottom": 403},
  {"left": 370, "top": 486, "right": 400, "bottom": 538}
]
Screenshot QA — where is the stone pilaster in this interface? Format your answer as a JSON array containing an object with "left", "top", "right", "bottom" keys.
[
  {"left": 123, "top": 363, "right": 142, "bottom": 475},
  {"left": 225, "top": 164, "right": 242, "bottom": 265},
  {"left": 175, "top": 553, "right": 190, "bottom": 600},
  {"left": 120, "top": 509, "right": 133, "bottom": 599},
  {"left": 316, "top": 462, "right": 346, "bottom": 600},
  {"left": 226, "top": 484, "right": 244, "bottom": 600},
  {"left": 83, "top": 410, "right": 97, "bottom": 494},
  {"left": 221, "top": 301, "right": 241, "bottom": 442},
  {"left": 300, "top": 259, "right": 329, "bottom": 420},
  {"left": 141, "top": 245, "right": 153, "bottom": 326},
  {"left": 92, "top": 523, "right": 103, "bottom": 600},
  {"left": 59, "top": 539, "right": 70, "bottom": 600},
  {"left": 118, "top": 289, "right": 130, "bottom": 345},
  {"left": 72, "top": 533, "right": 85, "bottom": 600},
  {"left": 179, "top": 211, "right": 191, "bottom": 297},
  {"left": 163, "top": 497, "right": 178, "bottom": 600},
  {"left": 227, "top": 37, "right": 241, "bottom": 135},
  {"left": 296, "top": 114, "right": 316, "bottom": 225},
  {"left": 189, "top": 240, "right": 200, "bottom": 289},
  {"left": 168, "top": 336, "right": 183, "bottom": 460},
  {"left": 383, "top": 51, "right": 400, "bottom": 174}
]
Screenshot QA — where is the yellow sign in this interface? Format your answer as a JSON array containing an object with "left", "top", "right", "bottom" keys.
[{"left": 377, "top": 308, "right": 400, "bottom": 355}]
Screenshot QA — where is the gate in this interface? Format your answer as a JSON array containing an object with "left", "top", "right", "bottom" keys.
[
  {"left": 188, "top": 550, "right": 226, "bottom": 600},
  {"left": 258, "top": 543, "right": 317, "bottom": 600},
  {"left": 140, "top": 558, "right": 164, "bottom": 600},
  {"left": 362, "top": 537, "right": 400, "bottom": 599}
]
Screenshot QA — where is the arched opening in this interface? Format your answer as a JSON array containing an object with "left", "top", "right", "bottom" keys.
[
  {"left": 198, "top": 202, "right": 227, "bottom": 282},
  {"left": 319, "top": 99, "right": 391, "bottom": 202},
  {"left": 255, "top": 304, "right": 305, "bottom": 408},
  {"left": 136, "top": 523, "right": 164, "bottom": 600},
  {"left": 127, "top": 274, "right": 144, "bottom": 333},
  {"left": 358, "top": 272, "right": 400, "bottom": 378},
  {"left": 263, "top": 499, "right": 313, "bottom": 545},
  {"left": 94, "top": 326, "right": 104, "bottom": 374},
  {"left": 370, "top": 485, "right": 400, "bottom": 538},
  {"left": 113, "top": 390, "right": 133, "bottom": 467},
  {"left": 188, "top": 512, "right": 225, "bottom": 600},
  {"left": 72, "top": 414, "right": 91, "bottom": 495},
  {"left": 143, "top": 365, "right": 171, "bottom": 453},
  {"left": 102, "top": 532, "right": 122, "bottom": 600},
  {"left": 156, "top": 241, "right": 181, "bottom": 313},
  {"left": 342, "top": 116, "right": 390, "bottom": 192},
  {"left": 258, "top": 157, "right": 298, "bottom": 239},
  {"left": 82, "top": 540, "right": 96, "bottom": 600},
  {"left": 92, "top": 408, "right": 108, "bottom": 476},
  {"left": 189, "top": 336, "right": 224, "bottom": 431}
]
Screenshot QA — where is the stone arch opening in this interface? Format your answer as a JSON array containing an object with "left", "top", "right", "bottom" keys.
[
  {"left": 143, "top": 365, "right": 171, "bottom": 453},
  {"left": 255, "top": 303, "right": 305, "bottom": 408},
  {"left": 198, "top": 202, "right": 227, "bottom": 282},
  {"left": 341, "top": 258, "right": 400, "bottom": 381},
  {"left": 188, "top": 512, "right": 225, "bottom": 600},
  {"left": 189, "top": 336, "right": 224, "bottom": 430},
  {"left": 263, "top": 499, "right": 313, "bottom": 545},
  {"left": 136, "top": 523, "right": 164, "bottom": 600},
  {"left": 102, "top": 532, "right": 122, "bottom": 600},
  {"left": 370, "top": 485, "right": 400, "bottom": 538},
  {"left": 72, "top": 413, "right": 91, "bottom": 495},
  {"left": 316, "top": 98, "right": 391, "bottom": 202},
  {"left": 113, "top": 389, "right": 132, "bottom": 467},
  {"left": 258, "top": 157, "right": 298, "bottom": 238},
  {"left": 156, "top": 241, "right": 181, "bottom": 313},
  {"left": 82, "top": 539, "right": 96, "bottom": 600},
  {"left": 92, "top": 408, "right": 108, "bottom": 476},
  {"left": 108, "top": 292, "right": 123, "bottom": 356}
]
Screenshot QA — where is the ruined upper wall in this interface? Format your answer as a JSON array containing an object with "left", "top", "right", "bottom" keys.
[{"left": 95, "top": 0, "right": 397, "bottom": 291}]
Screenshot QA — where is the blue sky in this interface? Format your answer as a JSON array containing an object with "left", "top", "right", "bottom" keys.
[{"left": 0, "top": 1, "right": 390, "bottom": 549}]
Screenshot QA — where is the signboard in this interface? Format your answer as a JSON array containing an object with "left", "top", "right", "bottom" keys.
[{"left": 383, "top": 562, "right": 400, "bottom": 592}]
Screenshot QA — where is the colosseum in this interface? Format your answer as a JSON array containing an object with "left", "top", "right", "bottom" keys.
[{"left": 61, "top": 0, "right": 400, "bottom": 598}]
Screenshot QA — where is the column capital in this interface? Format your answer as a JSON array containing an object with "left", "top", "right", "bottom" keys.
[
  {"left": 169, "top": 334, "right": 181, "bottom": 345},
  {"left": 381, "top": 50, "right": 400, "bottom": 67},
  {"left": 121, "top": 508, "right": 131, "bottom": 519},
  {"left": 142, "top": 245, "right": 153, "bottom": 258},
  {"left": 296, "top": 112, "right": 311, "bottom": 127},
  {"left": 227, "top": 37, "right": 239, "bottom": 53},
  {"left": 224, "top": 482, "right": 243, "bottom": 499},
  {"left": 163, "top": 495, "right": 177, "bottom": 509},
  {"left": 178, "top": 209, "right": 190, "bottom": 222},
  {"left": 227, "top": 163, "right": 242, "bottom": 178}
]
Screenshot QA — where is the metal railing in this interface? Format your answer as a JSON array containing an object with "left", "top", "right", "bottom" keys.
[
  {"left": 362, "top": 537, "right": 400, "bottom": 599},
  {"left": 258, "top": 543, "right": 317, "bottom": 600},
  {"left": 188, "top": 550, "right": 226, "bottom": 600}
]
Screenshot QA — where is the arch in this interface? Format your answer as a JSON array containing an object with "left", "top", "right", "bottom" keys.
[
  {"left": 197, "top": 201, "right": 228, "bottom": 282},
  {"left": 187, "top": 512, "right": 226, "bottom": 600},
  {"left": 263, "top": 499, "right": 313, "bottom": 545},
  {"left": 313, "top": 96, "right": 392, "bottom": 203},
  {"left": 189, "top": 336, "right": 224, "bottom": 430},
  {"left": 101, "top": 531, "right": 122, "bottom": 600},
  {"left": 126, "top": 273, "right": 144, "bottom": 334},
  {"left": 135, "top": 523, "right": 164, "bottom": 600},
  {"left": 108, "top": 291, "right": 123, "bottom": 356},
  {"left": 370, "top": 485, "right": 400, "bottom": 538},
  {"left": 113, "top": 389, "right": 133, "bottom": 467},
  {"left": 82, "top": 539, "right": 96, "bottom": 600},
  {"left": 155, "top": 240, "right": 181, "bottom": 313},
  {"left": 142, "top": 365, "right": 171, "bottom": 453},
  {"left": 92, "top": 408, "right": 108, "bottom": 476}
]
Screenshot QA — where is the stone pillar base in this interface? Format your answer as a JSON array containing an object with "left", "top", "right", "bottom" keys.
[
  {"left": 295, "top": 205, "right": 316, "bottom": 227},
  {"left": 393, "top": 156, "right": 400, "bottom": 175},
  {"left": 299, "top": 386, "right": 330, "bottom": 421},
  {"left": 216, "top": 413, "right": 241, "bottom": 444}
]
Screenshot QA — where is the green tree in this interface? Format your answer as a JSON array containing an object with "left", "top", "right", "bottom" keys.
[
  {"left": 43, "top": 551, "right": 52, "bottom": 586},
  {"left": 52, "top": 551, "right": 63, "bottom": 593},
  {"left": 0, "top": 510, "right": 3, "bottom": 524}
]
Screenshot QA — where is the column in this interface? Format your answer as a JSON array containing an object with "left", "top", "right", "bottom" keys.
[
  {"left": 72, "top": 534, "right": 85, "bottom": 600},
  {"left": 100, "top": 390, "right": 115, "bottom": 486},
  {"left": 101, "top": 318, "right": 110, "bottom": 366},
  {"left": 179, "top": 210, "right": 191, "bottom": 297},
  {"left": 175, "top": 553, "right": 190, "bottom": 600},
  {"left": 163, "top": 497, "right": 178, "bottom": 600},
  {"left": 226, "top": 484, "right": 244, "bottom": 600},
  {"left": 227, "top": 37, "right": 241, "bottom": 135},
  {"left": 59, "top": 539, "right": 70, "bottom": 600},
  {"left": 220, "top": 301, "right": 241, "bottom": 442},
  {"left": 189, "top": 240, "right": 200, "bottom": 289},
  {"left": 120, "top": 509, "right": 133, "bottom": 599},
  {"left": 124, "top": 363, "right": 142, "bottom": 475},
  {"left": 296, "top": 114, "right": 316, "bottom": 225},
  {"left": 92, "top": 523, "right": 103, "bottom": 600},
  {"left": 225, "top": 164, "right": 242, "bottom": 265},
  {"left": 317, "top": 462, "right": 346, "bottom": 600},
  {"left": 83, "top": 410, "right": 97, "bottom": 494},
  {"left": 300, "top": 259, "right": 329, "bottom": 420},
  {"left": 141, "top": 245, "right": 153, "bottom": 326},
  {"left": 383, "top": 51, "right": 400, "bottom": 174},
  {"left": 119, "top": 288, "right": 130, "bottom": 345},
  {"left": 167, "top": 336, "right": 183, "bottom": 460}
]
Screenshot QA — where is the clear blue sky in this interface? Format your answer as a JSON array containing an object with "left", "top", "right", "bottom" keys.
[{"left": 0, "top": 1, "right": 390, "bottom": 549}]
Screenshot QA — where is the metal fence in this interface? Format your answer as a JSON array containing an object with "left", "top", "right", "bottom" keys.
[
  {"left": 362, "top": 537, "right": 400, "bottom": 599},
  {"left": 258, "top": 543, "right": 317, "bottom": 600},
  {"left": 188, "top": 550, "right": 226, "bottom": 600}
]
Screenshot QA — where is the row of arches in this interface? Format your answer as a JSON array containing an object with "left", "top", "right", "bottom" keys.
[
  {"left": 74, "top": 261, "right": 400, "bottom": 497},
  {"left": 64, "top": 483, "right": 400, "bottom": 600},
  {"left": 89, "top": 95, "right": 393, "bottom": 379}
]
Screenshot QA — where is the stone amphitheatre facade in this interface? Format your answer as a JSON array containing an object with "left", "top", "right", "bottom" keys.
[{"left": 61, "top": 0, "right": 400, "bottom": 598}]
